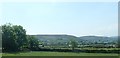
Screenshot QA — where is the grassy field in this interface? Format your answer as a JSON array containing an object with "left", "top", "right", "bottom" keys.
[{"left": 2, "top": 51, "right": 119, "bottom": 56}]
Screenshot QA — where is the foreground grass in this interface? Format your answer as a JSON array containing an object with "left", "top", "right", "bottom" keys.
[{"left": 2, "top": 51, "right": 119, "bottom": 56}]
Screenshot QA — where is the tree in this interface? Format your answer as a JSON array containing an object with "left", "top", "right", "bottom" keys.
[
  {"left": 2, "top": 24, "right": 18, "bottom": 52},
  {"left": 12, "top": 25, "right": 27, "bottom": 51},
  {"left": 69, "top": 39, "right": 78, "bottom": 51},
  {"left": 2, "top": 23, "right": 27, "bottom": 52},
  {"left": 27, "top": 35, "right": 40, "bottom": 50}
]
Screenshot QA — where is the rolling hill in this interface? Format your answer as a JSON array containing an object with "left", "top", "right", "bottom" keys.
[{"left": 31, "top": 35, "right": 118, "bottom": 46}]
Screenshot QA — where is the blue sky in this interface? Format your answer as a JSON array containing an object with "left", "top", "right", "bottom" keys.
[{"left": 0, "top": 2, "right": 118, "bottom": 37}]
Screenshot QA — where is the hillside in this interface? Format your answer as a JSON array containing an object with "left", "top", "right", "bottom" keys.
[
  {"left": 32, "top": 35, "right": 78, "bottom": 46},
  {"left": 31, "top": 35, "right": 118, "bottom": 46},
  {"left": 78, "top": 36, "right": 118, "bottom": 44}
]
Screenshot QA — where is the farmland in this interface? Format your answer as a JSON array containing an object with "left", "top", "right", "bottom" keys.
[
  {"left": 1, "top": 24, "right": 119, "bottom": 58},
  {"left": 2, "top": 51, "right": 119, "bottom": 56},
  {"left": 2, "top": 47, "right": 120, "bottom": 56}
]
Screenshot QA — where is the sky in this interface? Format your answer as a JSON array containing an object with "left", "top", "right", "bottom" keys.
[
  {"left": 0, "top": 0, "right": 119, "bottom": 2},
  {"left": 0, "top": 1, "right": 118, "bottom": 37}
]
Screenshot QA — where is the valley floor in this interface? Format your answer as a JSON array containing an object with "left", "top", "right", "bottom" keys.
[{"left": 2, "top": 51, "right": 119, "bottom": 56}]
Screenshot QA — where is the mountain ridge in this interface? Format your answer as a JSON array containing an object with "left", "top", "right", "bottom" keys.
[{"left": 30, "top": 34, "right": 118, "bottom": 46}]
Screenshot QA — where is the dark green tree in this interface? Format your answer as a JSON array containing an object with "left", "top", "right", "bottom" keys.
[
  {"left": 2, "top": 24, "right": 18, "bottom": 52},
  {"left": 2, "top": 23, "right": 27, "bottom": 52},
  {"left": 27, "top": 35, "right": 40, "bottom": 50},
  {"left": 12, "top": 25, "right": 27, "bottom": 51},
  {"left": 69, "top": 39, "right": 78, "bottom": 51}
]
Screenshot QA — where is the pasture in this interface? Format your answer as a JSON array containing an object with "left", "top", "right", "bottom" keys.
[{"left": 2, "top": 51, "right": 119, "bottom": 56}]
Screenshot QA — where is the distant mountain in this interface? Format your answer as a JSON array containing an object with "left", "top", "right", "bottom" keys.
[
  {"left": 32, "top": 35, "right": 78, "bottom": 46},
  {"left": 31, "top": 35, "right": 118, "bottom": 45},
  {"left": 78, "top": 36, "right": 118, "bottom": 44}
]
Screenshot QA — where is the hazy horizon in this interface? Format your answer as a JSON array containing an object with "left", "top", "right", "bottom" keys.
[
  {"left": 26, "top": 33, "right": 119, "bottom": 37},
  {"left": 0, "top": 2, "right": 118, "bottom": 37}
]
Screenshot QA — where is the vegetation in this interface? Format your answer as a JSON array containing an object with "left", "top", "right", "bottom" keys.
[
  {"left": 2, "top": 23, "right": 39, "bottom": 52},
  {"left": 27, "top": 35, "right": 40, "bottom": 51},
  {"left": 1, "top": 23, "right": 120, "bottom": 57},
  {"left": 69, "top": 39, "right": 78, "bottom": 51},
  {"left": 2, "top": 51, "right": 118, "bottom": 56}
]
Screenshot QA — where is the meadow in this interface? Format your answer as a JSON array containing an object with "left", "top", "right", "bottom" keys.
[{"left": 2, "top": 51, "right": 119, "bottom": 56}]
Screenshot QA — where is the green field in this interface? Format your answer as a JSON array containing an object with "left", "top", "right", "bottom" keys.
[{"left": 2, "top": 51, "right": 119, "bottom": 56}]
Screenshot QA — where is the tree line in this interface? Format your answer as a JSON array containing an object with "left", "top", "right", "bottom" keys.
[
  {"left": 2, "top": 23, "right": 40, "bottom": 52},
  {"left": 1, "top": 23, "right": 119, "bottom": 53}
]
